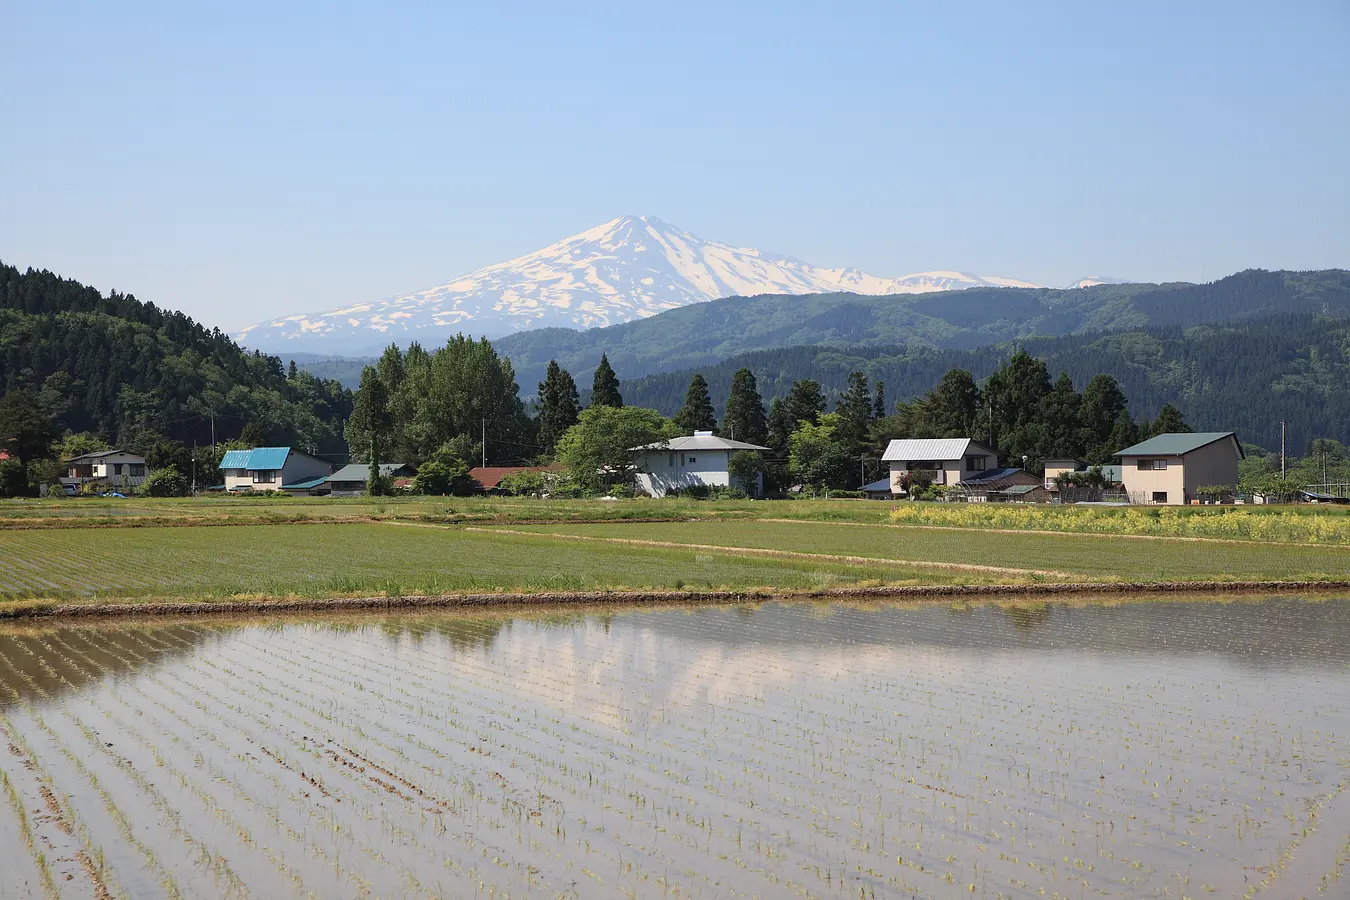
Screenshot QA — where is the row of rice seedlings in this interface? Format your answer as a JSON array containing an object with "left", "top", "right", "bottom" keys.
[
  {"left": 56, "top": 627, "right": 388, "bottom": 899},
  {"left": 150, "top": 630, "right": 557, "bottom": 895},
  {"left": 0, "top": 631, "right": 246, "bottom": 898},
  {"left": 6, "top": 602, "right": 1348, "bottom": 897},
  {"left": 111, "top": 627, "right": 519, "bottom": 897}
]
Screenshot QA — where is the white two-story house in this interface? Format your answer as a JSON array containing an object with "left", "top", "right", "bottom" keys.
[
  {"left": 631, "top": 431, "right": 769, "bottom": 497},
  {"left": 65, "top": 449, "right": 149, "bottom": 490},
  {"left": 219, "top": 447, "right": 332, "bottom": 492},
  {"left": 882, "top": 438, "right": 998, "bottom": 495}
]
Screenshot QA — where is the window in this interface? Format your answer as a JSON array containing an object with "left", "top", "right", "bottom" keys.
[
  {"left": 909, "top": 460, "right": 940, "bottom": 471},
  {"left": 1136, "top": 459, "right": 1168, "bottom": 470},
  {"left": 253, "top": 470, "right": 277, "bottom": 483},
  {"left": 687, "top": 456, "right": 696, "bottom": 464},
  {"left": 130, "top": 464, "right": 146, "bottom": 477},
  {"left": 1152, "top": 491, "right": 1168, "bottom": 504},
  {"left": 668, "top": 453, "right": 675, "bottom": 467},
  {"left": 113, "top": 463, "right": 124, "bottom": 475},
  {"left": 966, "top": 456, "right": 988, "bottom": 471}
]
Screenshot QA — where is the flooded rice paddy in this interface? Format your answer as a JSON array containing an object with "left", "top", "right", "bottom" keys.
[{"left": 1, "top": 596, "right": 1348, "bottom": 898}]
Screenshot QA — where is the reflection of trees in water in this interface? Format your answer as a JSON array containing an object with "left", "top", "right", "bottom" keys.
[
  {"left": 0, "top": 623, "right": 219, "bottom": 709},
  {"left": 1004, "top": 604, "right": 1052, "bottom": 631}
]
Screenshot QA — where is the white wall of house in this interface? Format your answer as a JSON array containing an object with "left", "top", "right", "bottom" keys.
[
  {"left": 887, "top": 450, "right": 995, "bottom": 493},
  {"left": 224, "top": 453, "right": 331, "bottom": 492},
  {"left": 634, "top": 448, "right": 761, "bottom": 497},
  {"left": 68, "top": 453, "right": 148, "bottom": 488}
]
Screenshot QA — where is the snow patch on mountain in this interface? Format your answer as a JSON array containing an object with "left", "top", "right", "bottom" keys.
[{"left": 236, "top": 216, "right": 1046, "bottom": 353}]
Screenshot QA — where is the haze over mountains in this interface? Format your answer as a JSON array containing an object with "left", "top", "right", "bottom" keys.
[{"left": 235, "top": 216, "right": 1064, "bottom": 354}]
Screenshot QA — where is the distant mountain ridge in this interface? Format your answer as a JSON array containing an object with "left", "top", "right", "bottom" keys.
[
  {"left": 235, "top": 216, "right": 1049, "bottom": 353},
  {"left": 491, "top": 268, "right": 1350, "bottom": 391},
  {"left": 618, "top": 312, "right": 1350, "bottom": 451}
]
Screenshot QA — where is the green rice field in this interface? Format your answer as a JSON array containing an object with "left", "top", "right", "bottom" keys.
[{"left": 0, "top": 523, "right": 988, "bottom": 608}]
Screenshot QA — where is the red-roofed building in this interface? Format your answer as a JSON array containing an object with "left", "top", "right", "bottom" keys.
[{"left": 469, "top": 464, "right": 563, "bottom": 493}]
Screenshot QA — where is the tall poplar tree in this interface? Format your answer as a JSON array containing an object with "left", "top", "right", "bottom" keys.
[
  {"left": 349, "top": 367, "right": 393, "bottom": 494},
  {"left": 590, "top": 354, "right": 623, "bottom": 408},
  {"left": 673, "top": 374, "right": 717, "bottom": 434},
  {"left": 722, "top": 369, "right": 768, "bottom": 445}
]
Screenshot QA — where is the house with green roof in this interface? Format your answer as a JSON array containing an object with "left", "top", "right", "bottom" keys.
[
  {"left": 219, "top": 447, "right": 333, "bottom": 492},
  {"left": 1115, "top": 432, "right": 1242, "bottom": 505}
]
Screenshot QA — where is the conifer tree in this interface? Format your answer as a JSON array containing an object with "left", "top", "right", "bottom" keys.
[
  {"left": 872, "top": 380, "right": 886, "bottom": 420},
  {"left": 781, "top": 379, "right": 826, "bottom": 430},
  {"left": 590, "top": 354, "right": 623, "bottom": 408},
  {"left": 673, "top": 374, "right": 717, "bottom": 434},
  {"left": 350, "top": 366, "right": 393, "bottom": 493},
  {"left": 722, "top": 369, "right": 768, "bottom": 445},
  {"left": 1149, "top": 403, "right": 1191, "bottom": 436},
  {"left": 536, "top": 360, "right": 580, "bottom": 454},
  {"left": 834, "top": 371, "right": 872, "bottom": 458}
]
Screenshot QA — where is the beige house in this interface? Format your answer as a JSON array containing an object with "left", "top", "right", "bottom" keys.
[
  {"left": 631, "top": 432, "right": 770, "bottom": 498},
  {"left": 881, "top": 438, "right": 997, "bottom": 495},
  {"left": 1116, "top": 432, "right": 1242, "bottom": 505},
  {"left": 65, "top": 450, "right": 148, "bottom": 490}
]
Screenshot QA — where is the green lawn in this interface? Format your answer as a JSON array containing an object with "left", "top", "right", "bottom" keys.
[
  {"left": 500, "top": 520, "right": 1350, "bottom": 581},
  {"left": 0, "top": 522, "right": 988, "bottom": 609}
]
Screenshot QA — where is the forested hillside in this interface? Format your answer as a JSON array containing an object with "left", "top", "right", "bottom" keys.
[
  {"left": 0, "top": 263, "right": 352, "bottom": 452},
  {"left": 495, "top": 269, "right": 1350, "bottom": 390},
  {"left": 621, "top": 313, "right": 1350, "bottom": 451}
]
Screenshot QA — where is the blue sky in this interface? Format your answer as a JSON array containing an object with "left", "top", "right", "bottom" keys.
[{"left": 3, "top": 1, "right": 1347, "bottom": 330}]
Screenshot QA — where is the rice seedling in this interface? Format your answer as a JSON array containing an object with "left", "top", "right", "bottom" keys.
[{"left": 1, "top": 596, "right": 1348, "bottom": 897}]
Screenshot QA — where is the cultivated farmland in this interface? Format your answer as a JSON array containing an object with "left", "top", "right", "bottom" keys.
[{"left": 1, "top": 597, "right": 1348, "bottom": 898}]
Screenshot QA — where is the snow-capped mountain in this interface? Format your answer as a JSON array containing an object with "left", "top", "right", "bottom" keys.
[
  {"left": 1066, "top": 276, "right": 1133, "bottom": 289},
  {"left": 235, "top": 216, "right": 1044, "bottom": 353}
]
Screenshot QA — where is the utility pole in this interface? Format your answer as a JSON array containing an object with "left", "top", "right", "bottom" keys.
[
  {"left": 210, "top": 413, "right": 216, "bottom": 452},
  {"left": 1281, "top": 420, "right": 1287, "bottom": 479},
  {"left": 860, "top": 454, "right": 865, "bottom": 489},
  {"left": 191, "top": 441, "right": 197, "bottom": 495},
  {"left": 481, "top": 416, "right": 487, "bottom": 468}
]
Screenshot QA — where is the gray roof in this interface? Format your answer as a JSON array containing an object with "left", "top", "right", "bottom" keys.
[
  {"left": 861, "top": 478, "right": 894, "bottom": 493},
  {"left": 960, "top": 467, "right": 1026, "bottom": 486},
  {"left": 324, "top": 463, "right": 412, "bottom": 482},
  {"left": 882, "top": 438, "right": 993, "bottom": 462},
  {"left": 632, "top": 433, "right": 769, "bottom": 452},
  {"left": 66, "top": 448, "right": 141, "bottom": 463},
  {"left": 1116, "top": 432, "right": 1241, "bottom": 458}
]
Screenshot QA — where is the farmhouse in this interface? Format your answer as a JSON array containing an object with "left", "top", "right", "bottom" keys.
[
  {"left": 1116, "top": 432, "right": 1242, "bottom": 505},
  {"left": 323, "top": 463, "right": 415, "bottom": 498},
  {"left": 65, "top": 449, "right": 148, "bottom": 490},
  {"left": 956, "top": 467, "right": 1045, "bottom": 502},
  {"left": 219, "top": 447, "right": 332, "bottom": 493},
  {"left": 469, "top": 464, "right": 563, "bottom": 494},
  {"left": 881, "top": 438, "right": 998, "bottom": 496},
  {"left": 631, "top": 431, "right": 769, "bottom": 498}
]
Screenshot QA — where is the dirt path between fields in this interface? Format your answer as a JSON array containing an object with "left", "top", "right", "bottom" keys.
[{"left": 434, "top": 523, "right": 1076, "bottom": 578}]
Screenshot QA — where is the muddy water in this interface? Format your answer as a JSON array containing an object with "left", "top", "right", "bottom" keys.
[{"left": 0, "top": 596, "right": 1348, "bottom": 899}]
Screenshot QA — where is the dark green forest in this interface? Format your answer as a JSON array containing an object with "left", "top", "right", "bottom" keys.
[
  {"left": 619, "top": 313, "right": 1350, "bottom": 452},
  {"left": 494, "top": 268, "right": 1350, "bottom": 390},
  {"left": 0, "top": 263, "right": 352, "bottom": 453}
]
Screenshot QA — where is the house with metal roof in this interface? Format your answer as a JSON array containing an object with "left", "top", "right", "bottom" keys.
[
  {"left": 881, "top": 438, "right": 998, "bottom": 497},
  {"left": 323, "top": 463, "right": 415, "bottom": 497},
  {"left": 1115, "top": 432, "right": 1242, "bottom": 506},
  {"left": 64, "top": 449, "right": 149, "bottom": 490},
  {"left": 630, "top": 431, "right": 770, "bottom": 497},
  {"left": 219, "top": 447, "right": 332, "bottom": 492}
]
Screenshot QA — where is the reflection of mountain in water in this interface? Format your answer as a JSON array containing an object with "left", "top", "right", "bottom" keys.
[
  {"left": 2, "top": 598, "right": 1345, "bottom": 709},
  {"left": 615, "top": 596, "right": 1350, "bottom": 670}
]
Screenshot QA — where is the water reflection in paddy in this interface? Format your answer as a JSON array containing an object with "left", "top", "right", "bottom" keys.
[{"left": 1, "top": 595, "right": 1347, "bottom": 898}]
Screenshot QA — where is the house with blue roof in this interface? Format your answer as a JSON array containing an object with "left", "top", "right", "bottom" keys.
[{"left": 219, "top": 447, "right": 333, "bottom": 493}]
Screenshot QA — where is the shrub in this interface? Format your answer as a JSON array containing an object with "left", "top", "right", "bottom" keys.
[
  {"left": 413, "top": 460, "right": 475, "bottom": 496},
  {"left": 497, "top": 471, "right": 548, "bottom": 496},
  {"left": 138, "top": 467, "right": 189, "bottom": 497}
]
